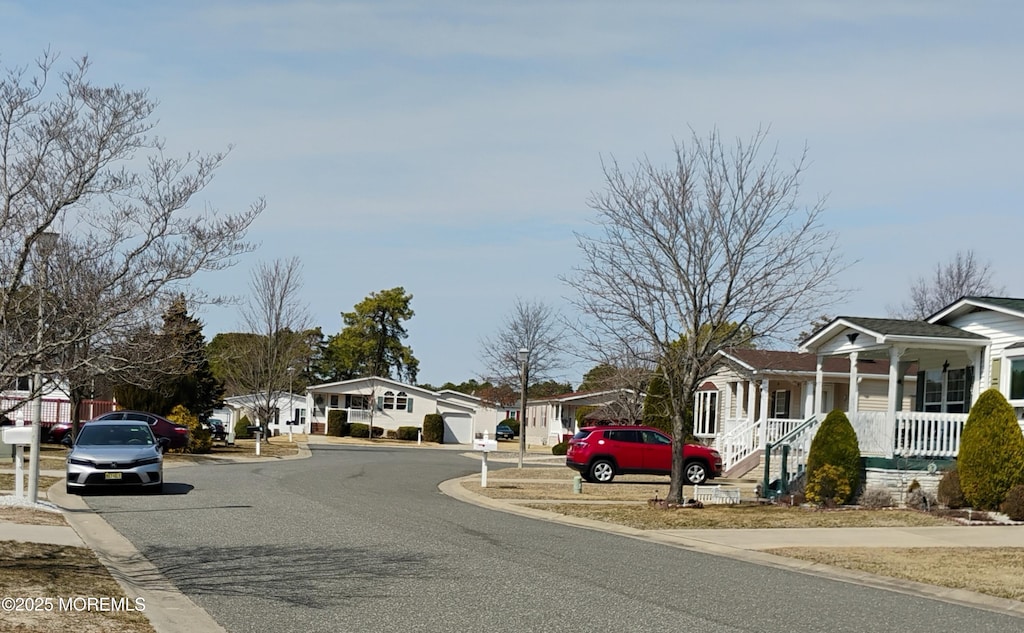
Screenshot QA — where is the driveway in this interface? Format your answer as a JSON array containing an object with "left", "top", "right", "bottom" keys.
[{"left": 81, "top": 444, "right": 1021, "bottom": 632}]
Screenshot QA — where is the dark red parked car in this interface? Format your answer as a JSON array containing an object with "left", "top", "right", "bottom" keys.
[
  {"left": 566, "top": 425, "right": 723, "bottom": 484},
  {"left": 50, "top": 410, "right": 189, "bottom": 449}
]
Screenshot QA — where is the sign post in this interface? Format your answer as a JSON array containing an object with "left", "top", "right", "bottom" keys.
[{"left": 472, "top": 431, "right": 498, "bottom": 488}]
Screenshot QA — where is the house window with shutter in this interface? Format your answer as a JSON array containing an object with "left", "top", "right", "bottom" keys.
[
  {"left": 383, "top": 391, "right": 395, "bottom": 409},
  {"left": 396, "top": 391, "right": 408, "bottom": 410},
  {"left": 770, "top": 390, "right": 790, "bottom": 419},
  {"left": 329, "top": 394, "right": 340, "bottom": 409}
]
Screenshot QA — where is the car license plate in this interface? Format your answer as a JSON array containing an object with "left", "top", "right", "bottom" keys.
[{"left": 104, "top": 472, "right": 122, "bottom": 480}]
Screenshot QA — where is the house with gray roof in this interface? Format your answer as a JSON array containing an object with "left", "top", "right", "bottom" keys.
[{"left": 697, "top": 297, "right": 1024, "bottom": 493}]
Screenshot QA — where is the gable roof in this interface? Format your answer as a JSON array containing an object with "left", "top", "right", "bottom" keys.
[
  {"left": 801, "top": 316, "right": 987, "bottom": 351},
  {"left": 307, "top": 376, "right": 439, "bottom": 399},
  {"left": 928, "top": 296, "right": 1024, "bottom": 323},
  {"left": 718, "top": 348, "right": 898, "bottom": 377}
]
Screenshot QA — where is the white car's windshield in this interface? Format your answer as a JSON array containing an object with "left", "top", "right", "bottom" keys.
[{"left": 77, "top": 424, "right": 155, "bottom": 446}]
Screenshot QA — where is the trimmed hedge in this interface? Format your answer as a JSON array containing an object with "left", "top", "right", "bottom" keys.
[
  {"left": 551, "top": 441, "right": 569, "bottom": 456},
  {"left": 350, "top": 423, "right": 370, "bottom": 438},
  {"left": 806, "top": 409, "right": 861, "bottom": 505},
  {"left": 235, "top": 415, "right": 252, "bottom": 440},
  {"left": 328, "top": 409, "right": 350, "bottom": 437},
  {"left": 959, "top": 388, "right": 1024, "bottom": 510},
  {"left": 168, "top": 405, "right": 211, "bottom": 454},
  {"left": 397, "top": 426, "right": 420, "bottom": 441},
  {"left": 423, "top": 413, "right": 444, "bottom": 443}
]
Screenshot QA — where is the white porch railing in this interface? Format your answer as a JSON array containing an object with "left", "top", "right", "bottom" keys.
[
  {"left": 714, "top": 416, "right": 808, "bottom": 472},
  {"left": 760, "top": 410, "right": 969, "bottom": 494},
  {"left": 892, "top": 411, "right": 967, "bottom": 458}
]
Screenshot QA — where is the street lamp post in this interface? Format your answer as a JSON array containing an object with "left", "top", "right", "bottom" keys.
[
  {"left": 517, "top": 347, "right": 530, "bottom": 469},
  {"left": 287, "top": 366, "right": 295, "bottom": 441},
  {"left": 28, "top": 232, "right": 59, "bottom": 504}
]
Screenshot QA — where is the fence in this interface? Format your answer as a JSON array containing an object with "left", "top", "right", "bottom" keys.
[{"left": 1, "top": 397, "right": 116, "bottom": 431}]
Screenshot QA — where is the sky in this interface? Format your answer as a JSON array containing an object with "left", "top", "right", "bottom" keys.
[{"left": 3, "top": 1, "right": 1023, "bottom": 388}]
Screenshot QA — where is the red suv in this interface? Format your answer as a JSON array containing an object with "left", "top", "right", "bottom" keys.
[{"left": 566, "top": 425, "right": 723, "bottom": 484}]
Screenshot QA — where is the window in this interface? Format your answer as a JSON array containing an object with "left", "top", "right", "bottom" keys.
[
  {"left": 694, "top": 390, "right": 718, "bottom": 435},
  {"left": 923, "top": 370, "right": 943, "bottom": 412},
  {"left": 1011, "top": 358, "right": 1024, "bottom": 401},
  {"left": 945, "top": 369, "right": 966, "bottom": 413},
  {"left": 329, "top": 394, "right": 340, "bottom": 408},
  {"left": 606, "top": 429, "right": 641, "bottom": 443},
  {"left": 770, "top": 390, "right": 790, "bottom": 419},
  {"left": 395, "top": 391, "right": 408, "bottom": 411},
  {"left": 383, "top": 391, "right": 395, "bottom": 409},
  {"left": 345, "top": 394, "right": 370, "bottom": 410},
  {"left": 641, "top": 430, "right": 671, "bottom": 445},
  {"left": 920, "top": 367, "right": 971, "bottom": 413}
]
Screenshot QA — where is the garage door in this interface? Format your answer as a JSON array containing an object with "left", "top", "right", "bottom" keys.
[{"left": 442, "top": 413, "right": 473, "bottom": 444}]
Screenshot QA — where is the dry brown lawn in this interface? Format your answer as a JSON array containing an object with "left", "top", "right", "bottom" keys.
[
  {"left": 0, "top": 507, "right": 68, "bottom": 527},
  {"left": 0, "top": 540, "right": 155, "bottom": 633},
  {"left": 0, "top": 474, "right": 62, "bottom": 491},
  {"left": 467, "top": 469, "right": 1024, "bottom": 605},
  {"left": 163, "top": 436, "right": 300, "bottom": 462},
  {"left": 768, "top": 547, "right": 1024, "bottom": 602}
]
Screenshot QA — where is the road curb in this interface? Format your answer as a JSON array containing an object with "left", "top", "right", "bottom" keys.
[{"left": 438, "top": 474, "right": 1024, "bottom": 619}]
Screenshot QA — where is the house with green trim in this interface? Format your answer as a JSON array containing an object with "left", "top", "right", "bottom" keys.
[{"left": 695, "top": 297, "right": 1024, "bottom": 494}]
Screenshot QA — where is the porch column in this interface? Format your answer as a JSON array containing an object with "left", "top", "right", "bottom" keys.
[
  {"left": 971, "top": 347, "right": 984, "bottom": 401},
  {"left": 803, "top": 381, "right": 814, "bottom": 419},
  {"left": 746, "top": 380, "right": 757, "bottom": 424},
  {"left": 815, "top": 355, "right": 824, "bottom": 418},
  {"left": 758, "top": 378, "right": 769, "bottom": 445},
  {"left": 724, "top": 381, "right": 734, "bottom": 431},
  {"left": 848, "top": 351, "right": 859, "bottom": 415},
  {"left": 885, "top": 346, "right": 904, "bottom": 460}
]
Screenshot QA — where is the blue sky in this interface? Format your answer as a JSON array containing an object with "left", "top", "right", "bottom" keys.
[{"left": 3, "top": 1, "right": 1023, "bottom": 387}]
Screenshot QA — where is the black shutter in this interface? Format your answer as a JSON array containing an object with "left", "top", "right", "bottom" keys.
[
  {"left": 914, "top": 371, "right": 925, "bottom": 412},
  {"left": 965, "top": 365, "right": 975, "bottom": 409}
]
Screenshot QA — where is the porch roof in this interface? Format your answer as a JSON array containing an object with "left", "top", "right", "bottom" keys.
[
  {"left": 800, "top": 316, "right": 987, "bottom": 353},
  {"left": 718, "top": 348, "right": 897, "bottom": 376}
]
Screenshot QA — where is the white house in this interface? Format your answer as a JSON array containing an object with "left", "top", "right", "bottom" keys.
[
  {"left": 306, "top": 376, "right": 504, "bottom": 444},
  {"left": 215, "top": 392, "right": 309, "bottom": 438},
  {"left": 524, "top": 389, "right": 643, "bottom": 446},
  {"left": 695, "top": 296, "right": 1024, "bottom": 493}
]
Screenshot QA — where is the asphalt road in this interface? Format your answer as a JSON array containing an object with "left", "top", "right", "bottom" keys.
[{"left": 84, "top": 445, "right": 1020, "bottom": 633}]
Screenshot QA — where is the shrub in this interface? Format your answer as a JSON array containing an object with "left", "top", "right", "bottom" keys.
[
  {"left": 235, "top": 415, "right": 252, "bottom": 439},
  {"left": 905, "top": 487, "right": 935, "bottom": 511},
  {"left": 327, "top": 410, "right": 350, "bottom": 437},
  {"left": 423, "top": 414, "right": 444, "bottom": 443},
  {"left": 350, "top": 423, "right": 370, "bottom": 438},
  {"left": 397, "top": 426, "right": 420, "bottom": 441},
  {"left": 385, "top": 429, "right": 397, "bottom": 439},
  {"left": 805, "top": 464, "right": 852, "bottom": 507},
  {"left": 574, "top": 406, "right": 597, "bottom": 426},
  {"left": 858, "top": 487, "right": 894, "bottom": 509},
  {"left": 372, "top": 426, "right": 384, "bottom": 438},
  {"left": 959, "top": 388, "right": 1024, "bottom": 510},
  {"left": 805, "top": 409, "right": 861, "bottom": 505},
  {"left": 1001, "top": 485, "right": 1024, "bottom": 521},
  {"left": 551, "top": 441, "right": 568, "bottom": 456},
  {"left": 167, "top": 405, "right": 211, "bottom": 454},
  {"left": 937, "top": 469, "right": 966, "bottom": 509},
  {"left": 501, "top": 417, "right": 519, "bottom": 437}
]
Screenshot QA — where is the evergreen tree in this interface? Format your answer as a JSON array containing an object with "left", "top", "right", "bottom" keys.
[
  {"left": 959, "top": 388, "right": 1024, "bottom": 510},
  {"left": 325, "top": 287, "right": 419, "bottom": 382}
]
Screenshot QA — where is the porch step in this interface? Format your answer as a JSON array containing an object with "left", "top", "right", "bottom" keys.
[{"left": 724, "top": 450, "right": 765, "bottom": 480}]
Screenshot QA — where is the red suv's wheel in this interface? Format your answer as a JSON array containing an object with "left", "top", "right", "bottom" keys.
[
  {"left": 684, "top": 461, "right": 708, "bottom": 485},
  {"left": 588, "top": 459, "right": 616, "bottom": 483}
]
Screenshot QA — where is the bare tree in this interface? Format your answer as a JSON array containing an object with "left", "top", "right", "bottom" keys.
[
  {"left": 888, "top": 250, "right": 1004, "bottom": 320},
  {"left": 479, "top": 298, "right": 565, "bottom": 388},
  {"left": 213, "top": 258, "right": 311, "bottom": 437},
  {"left": 564, "top": 128, "right": 846, "bottom": 503},
  {"left": 0, "top": 52, "right": 262, "bottom": 408}
]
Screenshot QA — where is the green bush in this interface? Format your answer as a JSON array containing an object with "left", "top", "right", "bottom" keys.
[
  {"left": 397, "top": 426, "right": 420, "bottom": 441},
  {"left": 551, "top": 441, "right": 569, "bottom": 455},
  {"left": 574, "top": 406, "right": 597, "bottom": 426},
  {"left": 959, "top": 388, "right": 1024, "bottom": 510},
  {"left": 423, "top": 413, "right": 444, "bottom": 443},
  {"left": 327, "top": 410, "right": 350, "bottom": 437},
  {"left": 937, "top": 469, "right": 967, "bottom": 509},
  {"left": 167, "top": 405, "right": 211, "bottom": 454},
  {"left": 350, "top": 423, "right": 370, "bottom": 438},
  {"left": 235, "top": 415, "right": 252, "bottom": 439},
  {"left": 385, "top": 429, "right": 397, "bottom": 439},
  {"left": 1001, "top": 484, "right": 1024, "bottom": 521},
  {"left": 805, "top": 409, "right": 862, "bottom": 505},
  {"left": 501, "top": 417, "right": 519, "bottom": 437}
]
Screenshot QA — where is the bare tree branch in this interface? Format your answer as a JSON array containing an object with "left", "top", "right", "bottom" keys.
[{"left": 888, "top": 250, "right": 1004, "bottom": 319}]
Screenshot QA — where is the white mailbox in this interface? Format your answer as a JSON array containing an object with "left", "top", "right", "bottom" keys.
[
  {"left": 473, "top": 438, "right": 498, "bottom": 452},
  {"left": 2, "top": 425, "right": 34, "bottom": 445}
]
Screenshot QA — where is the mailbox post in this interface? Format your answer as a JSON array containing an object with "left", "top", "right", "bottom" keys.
[
  {"left": 2, "top": 426, "right": 34, "bottom": 499},
  {"left": 472, "top": 431, "right": 498, "bottom": 488}
]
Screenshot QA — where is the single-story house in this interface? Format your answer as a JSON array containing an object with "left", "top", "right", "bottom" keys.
[
  {"left": 524, "top": 389, "right": 643, "bottom": 446},
  {"left": 695, "top": 296, "right": 1024, "bottom": 493},
  {"left": 214, "top": 392, "right": 308, "bottom": 438},
  {"left": 306, "top": 377, "right": 505, "bottom": 444}
]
